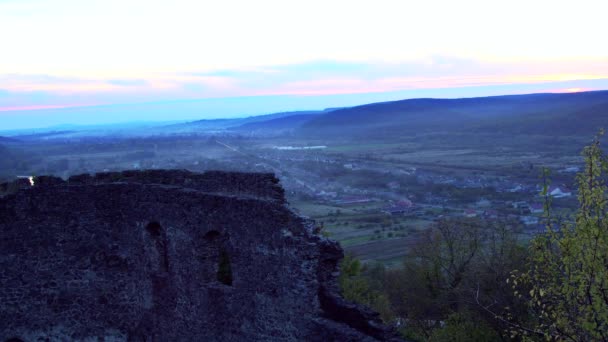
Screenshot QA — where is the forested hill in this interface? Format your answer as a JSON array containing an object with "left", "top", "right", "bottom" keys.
[
  {"left": 0, "top": 144, "right": 17, "bottom": 175},
  {"left": 0, "top": 136, "right": 19, "bottom": 143},
  {"left": 166, "top": 110, "right": 325, "bottom": 133},
  {"left": 298, "top": 90, "right": 608, "bottom": 138},
  {"left": 229, "top": 114, "right": 319, "bottom": 133}
]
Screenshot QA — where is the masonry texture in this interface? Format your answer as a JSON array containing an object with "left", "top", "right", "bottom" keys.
[{"left": 0, "top": 170, "right": 401, "bottom": 342}]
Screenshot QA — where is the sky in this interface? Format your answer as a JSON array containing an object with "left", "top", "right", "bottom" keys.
[{"left": 1, "top": 0, "right": 607, "bottom": 129}]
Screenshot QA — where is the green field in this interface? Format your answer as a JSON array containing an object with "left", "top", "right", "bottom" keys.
[{"left": 291, "top": 200, "right": 433, "bottom": 264}]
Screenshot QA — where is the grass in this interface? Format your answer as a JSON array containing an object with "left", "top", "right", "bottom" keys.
[
  {"left": 290, "top": 201, "right": 358, "bottom": 217},
  {"left": 341, "top": 236, "right": 374, "bottom": 247},
  {"left": 290, "top": 199, "right": 435, "bottom": 264}
]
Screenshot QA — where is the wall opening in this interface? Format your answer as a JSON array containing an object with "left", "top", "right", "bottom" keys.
[
  {"left": 200, "top": 230, "right": 233, "bottom": 286},
  {"left": 145, "top": 221, "right": 169, "bottom": 273},
  {"left": 217, "top": 248, "right": 233, "bottom": 286},
  {"left": 204, "top": 230, "right": 221, "bottom": 241},
  {"left": 145, "top": 221, "right": 162, "bottom": 237}
]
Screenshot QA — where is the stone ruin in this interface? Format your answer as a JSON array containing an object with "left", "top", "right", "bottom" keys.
[{"left": 0, "top": 170, "right": 402, "bottom": 341}]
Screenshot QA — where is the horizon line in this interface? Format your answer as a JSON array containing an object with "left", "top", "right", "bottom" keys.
[{"left": 1, "top": 86, "right": 606, "bottom": 114}]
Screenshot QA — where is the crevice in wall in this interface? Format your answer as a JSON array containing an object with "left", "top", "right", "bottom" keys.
[
  {"left": 201, "top": 230, "right": 233, "bottom": 286},
  {"left": 203, "top": 230, "right": 220, "bottom": 241},
  {"left": 5, "top": 338, "right": 25, "bottom": 342},
  {"left": 145, "top": 221, "right": 162, "bottom": 237},
  {"left": 145, "top": 221, "right": 169, "bottom": 273},
  {"left": 217, "top": 248, "right": 233, "bottom": 286}
]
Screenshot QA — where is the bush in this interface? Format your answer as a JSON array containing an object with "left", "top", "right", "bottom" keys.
[{"left": 428, "top": 312, "right": 500, "bottom": 342}]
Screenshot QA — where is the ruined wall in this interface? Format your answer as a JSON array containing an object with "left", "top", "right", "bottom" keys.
[{"left": 0, "top": 170, "right": 400, "bottom": 342}]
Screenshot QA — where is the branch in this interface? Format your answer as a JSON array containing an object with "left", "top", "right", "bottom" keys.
[{"left": 473, "top": 283, "right": 548, "bottom": 338}]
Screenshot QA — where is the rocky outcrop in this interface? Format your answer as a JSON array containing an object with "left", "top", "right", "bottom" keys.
[{"left": 0, "top": 170, "right": 401, "bottom": 341}]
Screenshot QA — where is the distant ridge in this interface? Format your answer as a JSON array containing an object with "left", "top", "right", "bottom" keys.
[
  {"left": 163, "top": 110, "right": 327, "bottom": 133},
  {"left": 0, "top": 136, "right": 18, "bottom": 143},
  {"left": 229, "top": 114, "right": 319, "bottom": 134},
  {"left": 299, "top": 90, "right": 608, "bottom": 137}
]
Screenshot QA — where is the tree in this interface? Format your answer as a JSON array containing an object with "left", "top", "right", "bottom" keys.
[
  {"left": 338, "top": 254, "right": 394, "bottom": 322},
  {"left": 511, "top": 131, "right": 608, "bottom": 341},
  {"left": 385, "top": 218, "right": 525, "bottom": 340},
  {"left": 428, "top": 312, "right": 499, "bottom": 342}
]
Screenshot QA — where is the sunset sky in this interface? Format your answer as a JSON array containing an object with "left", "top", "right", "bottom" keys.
[{"left": 1, "top": 0, "right": 607, "bottom": 128}]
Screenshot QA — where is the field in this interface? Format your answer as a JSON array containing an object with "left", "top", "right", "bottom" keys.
[{"left": 292, "top": 200, "right": 435, "bottom": 264}]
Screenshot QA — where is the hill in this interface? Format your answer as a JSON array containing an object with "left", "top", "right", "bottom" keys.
[
  {"left": 298, "top": 91, "right": 608, "bottom": 138},
  {"left": 229, "top": 113, "right": 319, "bottom": 135},
  {"left": 0, "top": 144, "right": 15, "bottom": 169},
  {"left": 164, "top": 110, "right": 325, "bottom": 134},
  {"left": 0, "top": 136, "right": 18, "bottom": 143}
]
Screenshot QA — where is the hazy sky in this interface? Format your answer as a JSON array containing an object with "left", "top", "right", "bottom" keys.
[{"left": 1, "top": 0, "right": 607, "bottom": 127}]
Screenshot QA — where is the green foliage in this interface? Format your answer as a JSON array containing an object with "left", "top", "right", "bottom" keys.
[
  {"left": 511, "top": 131, "right": 608, "bottom": 341},
  {"left": 338, "top": 219, "right": 526, "bottom": 341},
  {"left": 336, "top": 224, "right": 524, "bottom": 337},
  {"left": 338, "top": 254, "right": 394, "bottom": 321},
  {"left": 393, "top": 218, "right": 526, "bottom": 340},
  {"left": 428, "top": 312, "right": 500, "bottom": 342},
  {"left": 314, "top": 222, "right": 331, "bottom": 237}
]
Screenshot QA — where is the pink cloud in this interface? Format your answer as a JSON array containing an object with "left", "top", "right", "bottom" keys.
[
  {"left": 536, "top": 87, "right": 594, "bottom": 94},
  {"left": 1, "top": 59, "right": 607, "bottom": 109},
  {"left": 0, "top": 104, "right": 92, "bottom": 112},
  {"left": 250, "top": 73, "right": 608, "bottom": 97},
  {"left": 557, "top": 87, "right": 590, "bottom": 93}
]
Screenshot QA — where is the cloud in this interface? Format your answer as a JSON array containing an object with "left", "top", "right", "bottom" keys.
[
  {"left": 108, "top": 79, "right": 149, "bottom": 86},
  {"left": 1, "top": 57, "right": 607, "bottom": 114},
  {"left": 0, "top": 104, "right": 82, "bottom": 112}
]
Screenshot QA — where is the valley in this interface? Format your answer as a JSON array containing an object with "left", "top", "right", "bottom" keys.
[{"left": 1, "top": 94, "right": 596, "bottom": 264}]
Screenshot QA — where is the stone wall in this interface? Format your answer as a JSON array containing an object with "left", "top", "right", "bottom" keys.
[{"left": 0, "top": 170, "right": 401, "bottom": 342}]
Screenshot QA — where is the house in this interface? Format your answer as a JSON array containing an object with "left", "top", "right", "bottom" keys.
[
  {"left": 512, "top": 201, "right": 530, "bottom": 210},
  {"left": 520, "top": 216, "right": 539, "bottom": 225},
  {"left": 464, "top": 209, "right": 477, "bottom": 218},
  {"left": 560, "top": 166, "right": 580, "bottom": 173},
  {"left": 507, "top": 214, "right": 519, "bottom": 221},
  {"left": 483, "top": 210, "right": 498, "bottom": 219},
  {"left": 530, "top": 203, "right": 544, "bottom": 214},
  {"left": 396, "top": 199, "right": 413, "bottom": 208},
  {"left": 509, "top": 184, "right": 524, "bottom": 193},
  {"left": 382, "top": 199, "right": 414, "bottom": 215},
  {"left": 476, "top": 198, "right": 491, "bottom": 207},
  {"left": 548, "top": 186, "right": 572, "bottom": 198},
  {"left": 387, "top": 181, "right": 400, "bottom": 190}
]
